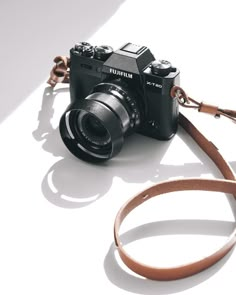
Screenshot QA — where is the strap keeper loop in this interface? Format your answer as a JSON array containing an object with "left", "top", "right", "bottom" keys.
[{"left": 199, "top": 102, "right": 220, "bottom": 116}]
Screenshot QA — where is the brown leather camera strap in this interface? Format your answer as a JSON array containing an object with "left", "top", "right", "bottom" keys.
[
  {"left": 47, "top": 56, "right": 70, "bottom": 87},
  {"left": 47, "top": 59, "right": 236, "bottom": 280},
  {"left": 114, "top": 87, "right": 236, "bottom": 281}
]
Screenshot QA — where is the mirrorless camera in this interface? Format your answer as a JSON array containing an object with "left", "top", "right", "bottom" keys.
[{"left": 59, "top": 42, "right": 180, "bottom": 162}]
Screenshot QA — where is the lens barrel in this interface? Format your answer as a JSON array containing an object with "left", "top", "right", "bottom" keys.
[{"left": 59, "top": 81, "right": 141, "bottom": 162}]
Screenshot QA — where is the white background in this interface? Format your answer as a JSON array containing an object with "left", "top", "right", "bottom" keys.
[{"left": 1, "top": 0, "right": 236, "bottom": 294}]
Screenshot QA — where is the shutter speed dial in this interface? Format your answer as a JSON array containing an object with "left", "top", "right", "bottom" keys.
[{"left": 151, "top": 60, "right": 176, "bottom": 77}]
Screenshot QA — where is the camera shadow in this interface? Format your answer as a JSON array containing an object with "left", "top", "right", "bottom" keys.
[
  {"left": 0, "top": 0, "right": 125, "bottom": 123},
  {"left": 33, "top": 87, "right": 236, "bottom": 293},
  {"left": 34, "top": 87, "right": 174, "bottom": 208},
  {"left": 33, "top": 87, "right": 236, "bottom": 209}
]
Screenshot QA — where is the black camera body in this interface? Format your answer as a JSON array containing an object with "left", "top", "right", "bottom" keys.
[{"left": 60, "top": 42, "right": 180, "bottom": 162}]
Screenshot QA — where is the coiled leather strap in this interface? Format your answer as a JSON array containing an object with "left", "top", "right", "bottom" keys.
[
  {"left": 47, "top": 57, "right": 236, "bottom": 280},
  {"left": 114, "top": 112, "right": 236, "bottom": 281}
]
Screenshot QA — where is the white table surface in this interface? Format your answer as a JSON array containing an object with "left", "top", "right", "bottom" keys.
[{"left": 1, "top": 0, "right": 236, "bottom": 294}]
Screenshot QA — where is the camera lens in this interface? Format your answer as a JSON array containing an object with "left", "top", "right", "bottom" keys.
[
  {"left": 59, "top": 81, "right": 141, "bottom": 162},
  {"left": 77, "top": 111, "right": 111, "bottom": 146}
]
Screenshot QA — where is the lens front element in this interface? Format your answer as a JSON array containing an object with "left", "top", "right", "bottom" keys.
[{"left": 78, "top": 111, "right": 111, "bottom": 147}]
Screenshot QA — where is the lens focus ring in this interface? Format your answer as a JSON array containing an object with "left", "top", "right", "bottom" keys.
[
  {"left": 93, "top": 82, "right": 141, "bottom": 128},
  {"left": 86, "top": 92, "right": 130, "bottom": 132}
]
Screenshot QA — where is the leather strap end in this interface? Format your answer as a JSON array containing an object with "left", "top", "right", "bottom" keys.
[
  {"left": 47, "top": 71, "right": 63, "bottom": 87},
  {"left": 47, "top": 67, "right": 69, "bottom": 87},
  {"left": 47, "top": 76, "right": 58, "bottom": 87},
  {"left": 47, "top": 56, "right": 70, "bottom": 87}
]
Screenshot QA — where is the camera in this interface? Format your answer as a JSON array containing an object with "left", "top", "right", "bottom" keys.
[{"left": 59, "top": 42, "right": 180, "bottom": 162}]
